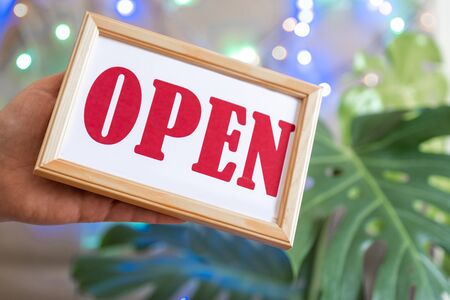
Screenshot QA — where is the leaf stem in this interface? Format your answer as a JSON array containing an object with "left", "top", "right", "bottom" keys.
[{"left": 307, "top": 218, "right": 331, "bottom": 300}]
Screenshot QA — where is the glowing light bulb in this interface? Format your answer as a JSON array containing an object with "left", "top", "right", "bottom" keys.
[
  {"left": 272, "top": 46, "right": 287, "bottom": 61},
  {"left": 13, "top": 3, "right": 28, "bottom": 18},
  {"left": 390, "top": 17, "right": 405, "bottom": 34},
  {"left": 116, "top": 0, "right": 135, "bottom": 17},
  {"left": 294, "top": 22, "right": 310, "bottom": 37},
  {"left": 319, "top": 82, "right": 331, "bottom": 97},
  {"left": 297, "top": 50, "right": 312, "bottom": 65},
  {"left": 282, "top": 17, "right": 297, "bottom": 32},
  {"left": 55, "top": 24, "right": 71, "bottom": 41},
  {"left": 16, "top": 53, "right": 32, "bottom": 70}
]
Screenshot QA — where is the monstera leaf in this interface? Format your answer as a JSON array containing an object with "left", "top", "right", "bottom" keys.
[
  {"left": 291, "top": 107, "right": 450, "bottom": 299},
  {"left": 73, "top": 106, "right": 450, "bottom": 300},
  {"left": 339, "top": 32, "right": 448, "bottom": 142},
  {"left": 73, "top": 224, "right": 300, "bottom": 299}
]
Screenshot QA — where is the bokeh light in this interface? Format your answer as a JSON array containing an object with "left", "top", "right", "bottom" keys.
[
  {"left": 282, "top": 17, "right": 297, "bottom": 32},
  {"left": 319, "top": 82, "right": 331, "bottom": 97},
  {"left": 297, "top": 50, "right": 312, "bottom": 65},
  {"left": 16, "top": 53, "right": 32, "bottom": 70},
  {"left": 174, "top": 0, "right": 194, "bottom": 6},
  {"left": 13, "top": 3, "right": 28, "bottom": 18},
  {"left": 298, "top": 10, "right": 314, "bottom": 24},
  {"left": 228, "top": 46, "right": 260, "bottom": 66},
  {"left": 363, "top": 72, "right": 379, "bottom": 87},
  {"left": 55, "top": 24, "right": 71, "bottom": 41},
  {"left": 116, "top": 0, "right": 135, "bottom": 17},
  {"left": 272, "top": 46, "right": 287, "bottom": 61},
  {"left": 297, "top": 0, "right": 313, "bottom": 10},
  {"left": 390, "top": 17, "right": 405, "bottom": 34},
  {"left": 294, "top": 22, "right": 310, "bottom": 37},
  {"left": 420, "top": 12, "right": 436, "bottom": 30},
  {"left": 379, "top": 1, "right": 392, "bottom": 16},
  {"left": 369, "top": 0, "right": 383, "bottom": 7}
]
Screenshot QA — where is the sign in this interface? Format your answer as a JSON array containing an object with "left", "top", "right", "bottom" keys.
[{"left": 35, "top": 13, "right": 322, "bottom": 248}]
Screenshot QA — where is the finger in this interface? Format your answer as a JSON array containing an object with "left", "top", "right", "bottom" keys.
[
  {"left": 103, "top": 201, "right": 184, "bottom": 224},
  {"left": 29, "top": 72, "right": 65, "bottom": 97}
]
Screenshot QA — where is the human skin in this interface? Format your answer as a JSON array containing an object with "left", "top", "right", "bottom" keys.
[{"left": 0, "top": 73, "right": 181, "bottom": 225}]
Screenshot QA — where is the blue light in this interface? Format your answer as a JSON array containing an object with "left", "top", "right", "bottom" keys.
[
  {"left": 0, "top": 0, "right": 14, "bottom": 18},
  {"left": 0, "top": 0, "right": 15, "bottom": 40}
]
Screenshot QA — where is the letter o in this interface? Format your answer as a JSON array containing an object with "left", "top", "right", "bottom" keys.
[{"left": 84, "top": 67, "right": 141, "bottom": 145}]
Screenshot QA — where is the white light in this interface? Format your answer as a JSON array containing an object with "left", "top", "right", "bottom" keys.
[
  {"left": 16, "top": 53, "right": 32, "bottom": 70},
  {"left": 230, "top": 46, "right": 260, "bottom": 65},
  {"left": 55, "top": 24, "right": 71, "bottom": 41},
  {"left": 297, "top": 0, "right": 313, "bottom": 10},
  {"left": 298, "top": 10, "right": 314, "bottom": 23},
  {"left": 294, "top": 22, "right": 310, "bottom": 37},
  {"left": 282, "top": 17, "right": 297, "bottom": 32},
  {"left": 13, "top": 3, "right": 28, "bottom": 18},
  {"left": 319, "top": 82, "right": 331, "bottom": 97},
  {"left": 379, "top": 1, "right": 392, "bottom": 15},
  {"left": 297, "top": 50, "right": 312, "bottom": 65},
  {"left": 116, "top": 0, "right": 135, "bottom": 17},
  {"left": 363, "top": 72, "right": 379, "bottom": 87},
  {"left": 390, "top": 17, "right": 405, "bottom": 33},
  {"left": 369, "top": 0, "right": 383, "bottom": 7},
  {"left": 272, "top": 46, "right": 287, "bottom": 61}
]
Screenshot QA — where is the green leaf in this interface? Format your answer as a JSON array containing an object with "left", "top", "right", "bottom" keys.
[
  {"left": 73, "top": 224, "right": 300, "bottom": 300},
  {"left": 293, "top": 107, "right": 450, "bottom": 299},
  {"left": 73, "top": 107, "right": 450, "bottom": 300},
  {"left": 287, "top": 217, "right": 321, "bottom": 277},
  {"left": 387, "top": 33, "right": 442, "bottom": 83},
  {"left": 339, "top": 32, "right": 448, "bottom": 142}
]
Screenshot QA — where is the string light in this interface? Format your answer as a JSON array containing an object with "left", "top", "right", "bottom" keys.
[
  {"left": 298, "top": 10, "right": 314, "bottom": 23},
  {"left": 55, "top": 23, "right": 71, "bottom": 41},
  {"left": 16, "top": 53, "right": 32, "bottom": 70},
  {"left": 294, "top": 22, "right": 310, "bottom": 37},
  {"left": 282, "top": 17, "right": 297, "bottom": 32},
  {"left": 116, "top": 0, "right": 135, "bottom": 17},
  {"left": 272, "top": 46, "right": 287, "bottom": 61},
  {"left": 297, "top": 50, "right": 312, "bottom": 65},
  {"left": 390, "top": 17, "right": 405, "bottom": 34},
  {"left": 13, "top": 3, "right": 28, "bottom": 18},
  {"left": 319, "top": 83, "right": 331, "bottom": 97},
  {"left": 379, "top": 1, "right": 392, "bottom": 16}
]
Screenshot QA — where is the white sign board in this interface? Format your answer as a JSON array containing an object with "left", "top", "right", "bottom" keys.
[{"left": 35, "top": 13, "right": 322, "bottom": 248}]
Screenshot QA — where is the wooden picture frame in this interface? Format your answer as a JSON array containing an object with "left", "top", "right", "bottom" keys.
[{"left": 35, "top": 12, "right": 322, "bottom": 249}]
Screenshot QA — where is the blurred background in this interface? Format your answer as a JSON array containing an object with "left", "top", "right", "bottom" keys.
[{"left": 0, "top": 0, "right": 449, "bottom": 299}]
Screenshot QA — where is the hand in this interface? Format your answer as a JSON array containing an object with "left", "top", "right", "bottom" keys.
[{"left": 0, "top": 73, "right": 182, "bottom": 225}]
